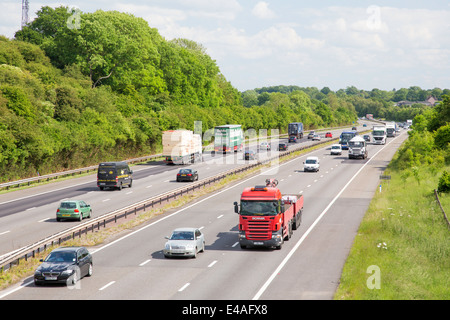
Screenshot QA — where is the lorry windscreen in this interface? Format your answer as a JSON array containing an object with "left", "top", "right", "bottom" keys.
[
  {"left": 373, "top": 131, "right": 385, "bottom": 136},
  {"left": 240, "top": 200, "right": 279, "bottom": 216}
]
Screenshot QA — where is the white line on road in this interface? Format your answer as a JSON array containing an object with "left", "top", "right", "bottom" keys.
[
  {"left": 139, "top": 259, "right": 151, "bottom": 266},
  {"left": 178, "top": 283, "right": 190, "bottom": 292},
  {"left": 232, "top": 242, "right": 239, "bottom": 247},
  {"left": 38, "top": 217, "right": 50, "bottom": 223},
  {"left": 26, "top": 207, "right": 36, "bottom": 211},
  {"left": 0, "top": 230, "right": 10, "bottom": 236},
  {"left": 99, "top": 281, "right": 115, "bottom": 291},
  {"left": 102, "top": 199, "right": 110, "bottom": 202},
  {"left": 217, "top": 215, "right": 224, "bottom": 219},
  {"left": 208, "top": 260, "right": 218, "bottom": 268}
]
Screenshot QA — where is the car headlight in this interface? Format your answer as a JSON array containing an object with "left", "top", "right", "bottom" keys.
[
  {"left": 165, "top": 243, "right": 171, "bottom": 250},
  {"left": 61, "top": 269, "right": 75, "bottom": 276},
  {"left": 185, "top": 244, "right": 194, "bottom": 250}
]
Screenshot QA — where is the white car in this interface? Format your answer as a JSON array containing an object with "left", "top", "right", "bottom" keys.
[
  {"left": 312, "top": 134, "right": 321, "bottom": 141},
  {"left": 164, "top": 228, "right": 205, "bottom": 258},
  {"left": 259, "top": 142, "right": 271, "bottom": 150},
  {"left": 304, "top": 156, "right": 320, "bottom": 172},
  {"left": 330, "top": 144, "right": 342, "bottom": 155}
]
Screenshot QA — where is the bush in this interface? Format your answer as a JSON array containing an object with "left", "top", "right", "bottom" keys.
[{"left": 437, "top": 171, "right": 450, "bottom": 193}]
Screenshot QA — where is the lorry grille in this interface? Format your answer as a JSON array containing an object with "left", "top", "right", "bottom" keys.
[{"left": 247, "top": 220, "right": 271, "bottom": 240}]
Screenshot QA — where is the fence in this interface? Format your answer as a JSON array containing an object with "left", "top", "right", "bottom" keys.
[{"left": 434, "top": 189, "right": 450, "bottom": 229}]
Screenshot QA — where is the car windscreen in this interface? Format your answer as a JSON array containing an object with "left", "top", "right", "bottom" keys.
[
  {"left": 98, "top": 166, "right": 117, "bottom": 177},
  {"left": 170, "top": 231, "right": 195, "bottom": 240},
  {"left": 45, "top": 251, "right": 76, "bottom": 262},
  {"left": 60, "top": 202, "right": 77, "bottom": 209},
  {"left": 179, "top": 169, "right": 192, "bottom": 174},
  {"left": 305, "top": 159, "right": 317, "bottom": 164}
]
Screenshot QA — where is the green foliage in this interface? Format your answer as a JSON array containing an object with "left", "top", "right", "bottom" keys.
[{"left": 437, "top": 171, "right": 450, "bottom": 193}]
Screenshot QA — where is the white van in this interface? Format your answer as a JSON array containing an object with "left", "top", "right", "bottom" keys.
[
  {"left": 304, "top": 156, "right": 320, "bottom": 172},
  {"left": 330, "top": 144, "right": 342, "bottom": 155}
]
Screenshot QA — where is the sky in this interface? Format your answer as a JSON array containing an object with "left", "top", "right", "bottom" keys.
[{"left": 1, "top": 0, "right": 449, "bottom": 92}]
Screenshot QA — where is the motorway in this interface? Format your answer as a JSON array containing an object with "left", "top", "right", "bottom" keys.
[
  {"left": 0, "top": 125, "right": 348, "bottom": 257},
  {"left": 0, "top": 123, "right": 408, "bottom": 300}
]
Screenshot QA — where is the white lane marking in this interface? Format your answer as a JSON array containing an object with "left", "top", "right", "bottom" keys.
[
  {"left": 217, "top": 215, "right": 223, "bottom": 219},
  {"left": 0, "top": 230, "right": 11, "bottom": 236},
  {"left": 232, "top": 242, "right": 239, "bottom": 248},
  {"left": 208, "top": 260, "right": 218, "bottom": 268},
  {"left": 178, "top": 283, "right": 190, "bottom": 292},
  {"left": 126, "top": 191, "right": 133, "bottom": 195},
  {"left": 102, "top": 199, "right": 110, "bottom": 202},
  {"left": 252, "top": 134, "right": 397, "bottom": 300},
  {"left": 139, "top": 259, "right": 151, "bottom": 266},
  {"left": 26, "top": 207, "right": 36, "bottom": 211},
  {"left": 146, "top": 185, "right": 153, "bottom": 188},
  {"left": 99, "top": 281, "right": 115, "bottom": 291},
  {"left": 38, "top": 217, "right": 50, "bottom": 223}
]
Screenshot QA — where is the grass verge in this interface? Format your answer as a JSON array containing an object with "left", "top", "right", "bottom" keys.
[{"left": 335, "top": 164, "right": 450, "bottom": 299}]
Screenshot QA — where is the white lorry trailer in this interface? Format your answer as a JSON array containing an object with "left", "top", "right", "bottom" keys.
[{"left": 163, "top": 130, "right": 202, "bottom": 165}]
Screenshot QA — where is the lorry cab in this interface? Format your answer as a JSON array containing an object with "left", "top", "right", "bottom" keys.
[
  {"left": 234, "top": 179, "right": 303, "bottom": 250},
  {"left": 97, "top": 162, "right": 133, "bottom": 190},
  {"left": 348, "top": 136, "right": 368, "bottom": 159}
]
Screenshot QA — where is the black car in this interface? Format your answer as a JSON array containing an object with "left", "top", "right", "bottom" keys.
[
  {"left": 278, "top": 143, "right": 288, "bottom": 151},
  {"left": 288, "top": 136, "right": 297, "bottom": 143},
  {"left": 243, "top": 150, "right": 256, "bottom": 160},
  {"left": 34, "top": 247, "right": 93, "bottom": 286},
  {"left": 176, "top": 168, "right": 198, "bottom": 182}
]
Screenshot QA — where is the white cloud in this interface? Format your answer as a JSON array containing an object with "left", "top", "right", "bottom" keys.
[{"left": 252, "top": 2, "right": 276, "bottom": 20}]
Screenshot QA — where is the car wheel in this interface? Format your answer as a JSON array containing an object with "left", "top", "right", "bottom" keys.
[
  {"left": 79, "top": 213, "right": 83, "bottom": 221},
  {"left": 88, "top": 210, "right": 91, "bottom": 219},
  {"left": 87, "top": 263, "right": 93, "bottom": 277}
]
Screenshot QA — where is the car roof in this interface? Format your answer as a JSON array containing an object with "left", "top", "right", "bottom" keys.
[
  {"left": 50, "top": 246, "right": 85, "bottom": 253},
  {"left": 331, "top": 144, "right": 341, "bottom": 147},
  {"left": 172, "top": 227, "right": 197, "bottom": 232},
  {"left": 306, "top": 156, "right": 319, "bottom": 160}
]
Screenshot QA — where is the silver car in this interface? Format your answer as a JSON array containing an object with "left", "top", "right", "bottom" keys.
[{"left": 164, "top": 228, "right": 205, "bottom": 258}]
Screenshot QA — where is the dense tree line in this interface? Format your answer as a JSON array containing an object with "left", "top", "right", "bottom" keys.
[
  {"left": 2, "top": 6, "right": 445, "bottom": 182},
  {"left": 244, "top": 85, "right": 449, "bottom": 123}
]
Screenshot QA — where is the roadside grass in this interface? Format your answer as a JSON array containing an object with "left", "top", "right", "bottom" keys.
[{"left": 335, "top": 165, "right": 450, "bottom": 300}]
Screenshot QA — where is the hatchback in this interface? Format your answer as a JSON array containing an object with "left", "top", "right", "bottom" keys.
[
  {"left": 243, "top": 150, "right": 256, "bottom": 160},
  {"left": 278, "top": 143, "right": 288, "bottom": 151},
  {"left": 34, "top": 246, "right": 93, "bottom": 286},
  {"left": 325, "top": 132, "right": 333, "bottom": 138},
  {"left": 56, "top": 200, "right": 91, "bottom": 222},
  {"left": 164, "top": 228, "right": 205, "bottom": 258},
  {"left": 176, "top": 168, "right": 198, "bottom": 182}
]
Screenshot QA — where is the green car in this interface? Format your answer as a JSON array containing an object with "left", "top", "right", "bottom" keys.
[{"left": 56, "top": 200, "right": 92, "bottom": 222}]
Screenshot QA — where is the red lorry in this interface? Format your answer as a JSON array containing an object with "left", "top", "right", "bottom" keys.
[{"left": 234, "top": 179, "right": 304, "bottom": 249}]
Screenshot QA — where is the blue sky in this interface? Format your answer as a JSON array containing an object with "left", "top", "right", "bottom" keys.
[{"left": 1, "top": 1, "right": 449, "bottom": 92}]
